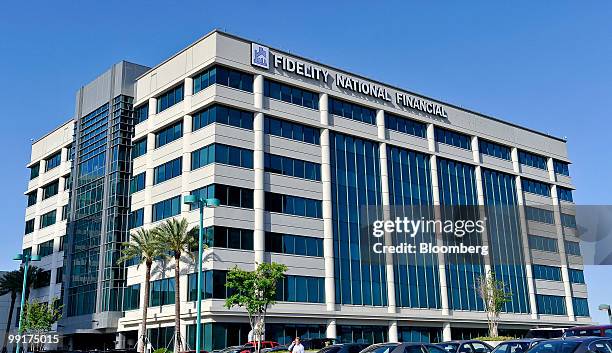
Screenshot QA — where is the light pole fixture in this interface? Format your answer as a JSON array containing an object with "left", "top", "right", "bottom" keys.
[
  {"left": 13, "top": 252, "right": 41, "bottom": 353},
  {"left": 599, "top": 304, "right": 612, "bottom": 324},
  {"left": 183, "top": 195, "right": 220, "bottom": 353}
]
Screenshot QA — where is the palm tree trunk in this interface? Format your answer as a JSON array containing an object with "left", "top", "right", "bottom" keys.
[
  {"left": 141, "top": 262, "right": 152, "bottom": 353},
  {"left": 174, "top": 254, "right": 182, "bottom": 353},
  {"left": 1, "top": 292, "right": 17, "bottom": 353}
]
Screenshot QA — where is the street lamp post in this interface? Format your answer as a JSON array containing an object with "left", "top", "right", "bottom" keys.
[
  {"left": 13, "top": 252, "right": 41, "bottom": 353},
  {"left": 599, "top": 304, "right": 612, "bottom": 324},
  {"left": 183, "top": 195, "right": 220, "bottom": 353}
]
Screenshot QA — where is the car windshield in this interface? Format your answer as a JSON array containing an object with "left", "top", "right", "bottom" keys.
[
  {"left": 492, "top": 343, "right": 530, "bottom": 353},
  {"left": 439, "top": 344, "right": 459, "bottom": 352},
  {"left": 361, "top": 344, "right": 400, "bottom": 353},
  {"left": 566, "top": 329, "right": 601, "bottom": 337},
  {"left": 527, "top": 341, "right": 580, "bottom": 353}
]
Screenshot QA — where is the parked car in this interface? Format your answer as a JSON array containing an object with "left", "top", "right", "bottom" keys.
[
  {"left": 526, "top": 328, "right": 567, "bottom": 339},
  {"left": 436, "top": 340, "right": 493, "bottom": 353},
  {"left": 302, "top": 338, "right": 338, "bottom": 350},
  {"left": 317, "top": 343, "right": 370, "bottom": 353},
  {"left": 240, "top": 341, "right": 280, "bottom": 353},
  {"left": 490, "top": 339, "right": 544, "bottom": 353},
  {"left": 564, "top": 325, "right": 612, "bottom": 338},
  {"left": 359, "top": 342, "right": 451, "bottom": 353},
  {"left": 262, "top": 345, "right": 289, "bottom": 353},
  {"left": 214, "top": 347, "right": 245, "bottom": 353},
  {"left": 526, "top": 337, "right": 612, "bottom": 353}
]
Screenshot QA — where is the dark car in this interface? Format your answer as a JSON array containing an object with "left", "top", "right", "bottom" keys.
[
  {"left": 303, "top": 338, "right": 338, "bottom": 350},
  {"left": 564, "top": 325, "right": 612, "bottom": 338},
  {"left": 359, "top": 342, "right": 452, "bottom": 353},
  {"left": 527, "top": 329, "right": 567, "bottom": 339},
  {"left": 436, "top": 341, "right": 493, "bottom": 353},
  {"left": 491, "top": 339, "right": 544, "bottom": 353},
  {"left": 526, "top": 337, "right": 612, "bottom": 353},
  {"left": 318, "top": 343, "right": 370, "bottom": 353}
]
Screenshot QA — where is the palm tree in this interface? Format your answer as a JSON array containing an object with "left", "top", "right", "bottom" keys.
[
  {"left": 153, "top": 218, "right": 198, "bottom": 353},
  {"left": 118, "top": 228, "right": 164, "bottom": 353}
]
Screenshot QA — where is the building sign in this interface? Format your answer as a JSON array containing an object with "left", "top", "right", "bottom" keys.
[{"left": 253, "top": 45, "right": 448, "bottom": 118}]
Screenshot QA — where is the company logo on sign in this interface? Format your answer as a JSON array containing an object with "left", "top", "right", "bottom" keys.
[{"left": 251, "top": 43, "right": 269, "bottom": 69}]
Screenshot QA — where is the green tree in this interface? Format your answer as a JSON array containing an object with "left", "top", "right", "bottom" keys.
[
  {"left": 118, "top": 228, "right": 164, "bottom": 353},
  {"left": 225, "top": 263, "right": 287, "bottom": 353},
  {"left": 154, "top": 218, "right": 198, "bottom": 353},
  {"left": 21, "top": 298, "right": 62, "bottom": 352},
  {"left": 476, "top": 270, "right": 512, "bottom": 338}
]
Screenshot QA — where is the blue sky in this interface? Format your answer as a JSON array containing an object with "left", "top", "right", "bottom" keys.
[{"left": 1, "top": 1, "right": 610, "bottom": 323}]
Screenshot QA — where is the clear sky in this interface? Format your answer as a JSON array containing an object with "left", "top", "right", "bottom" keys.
[{"left": 1, "top": 1, "right": 610, "bottom": 324}]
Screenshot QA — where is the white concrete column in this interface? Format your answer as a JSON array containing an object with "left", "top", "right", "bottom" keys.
[
  {"left": 551, "top": 183, "right": 575, "bottom": 321},
  {"left": 326, "top": 318, "right": 337, "bottom": 339},
  {"left": 148, "top": 97, "right": 158, "bottom": 115},
  {"left": 253, "top": 74, "right": 265, "bottom": 266},
  {"left": 442, "top": 322, "right": 452, "bottom": 341},
  {"left": 379, "top": 142, "right": 396, "bottom": 313},
  {"left": 144, "top": 133, "right": 156, "bottom": 224},
  {"left": 181, "top": 114, "right": 193, "bottom": 214},
  {"left": 427, "top": 124, "right": 450, "bottom": 316},
  {"left": 388, "top": 321, "right": 398, "bottom": 343},
  {"left": 61, "top": 146, "right": 69, "bottom": 162},
  {"left": 320, "top": 93, "right": 336, "bottom": 311},
  {"left": 376, "top": 109, "right": 386, "bottom": 140},
  {"left": 511, "top": 149, "right": 539, "bottom": 319}
]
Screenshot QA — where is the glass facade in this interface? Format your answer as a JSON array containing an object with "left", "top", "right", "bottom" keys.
[
  {"left": 532, "top": 264, "right": 562, "bottom": 281},
  {"left": 518, "top": 150, "right": 547, "bottom": 170},
  {"left": 192, "top": 104, "right": 253, "bottom": 131},
  {"left": 385, "top": 113, "right": 427, "bottom": 138},
  {"left": 336, "top": 325, "right": 388, "bottom": 344},
  {"left": 276, "top": 275, "right": 325, "bottom": 303},
  {"left": 155, "top": 121, "right": 183, "bottom": 148},
  {"left": 191, "top": 143, "right": 253, "bottom": 170},
  {"left": 153, "top": 157, "right": 182, "bottom": 184},
  {"left": 265, "top": 232, "right": 323, "bottom": 257},
  {"left": 45, "top": 151, "right": 62, "bottom": 171},
  {"left": 329, "top": 97, "right": 376, "bottom": 124},
  {"left": 156, "top": 84, "right": 184, "bottom": 113},
  {"left": 193, "top": 65, "right": 253, "bottom": 93},
  {"left": 522, "top": 178, "right": 551, "bottom": 197},
  {"left": 265, "top": 192, "right": 322, "bottom": 218},
  {"left": 330, "top": 132, "right": 386, "bottom": 306},
  {"left": 553, "top": 160, "right": 570, "bottom": 176},
  {"left": 561, "top": 213, "right": 577, "bottom": 228},
  {"left": 536, "top": 294, "right": 566, "bottom": 315},
  {"left": 573, "top": 297, "right": 589, "bottom": 316},
  {"left": 264, "top": 153, "right": 321, "bottom": 181},
  {"left": 265, "top": 116, "right": 320, "bottom": 144},
  {"left": 190, "top": 184, "right": 253, "bottom": 210},
  {"left": 569, "top": 268, "right": 585, "bottom": 284},
  {"left": 435, "top": 127, "right": 471, "bottom": 150},
  {"left": 479, "top": 140, "right": 511, "bottom": 160},
  {"left": 263, "top": 79, "right": 319, "bottom": 110}
]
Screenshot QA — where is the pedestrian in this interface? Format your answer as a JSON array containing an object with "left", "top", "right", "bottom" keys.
[{"left": 288, "top": 337, "right": 304, "bottom": 353}]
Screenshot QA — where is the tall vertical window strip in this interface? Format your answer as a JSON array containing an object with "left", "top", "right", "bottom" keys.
[
  {"left": 264, "top": 153, "right": 321, "bottom": 181},
  {"left": 149, "top": 278, "right": 175, "bottom": 306},
  {"left": 438, "top": 158, "right": 482, "bottom": 311},
  {"left": 129, "top": 173, "right": 146, "bottom": 194},
  {"left": 192, "top": 105, "right": 253, "bottom": 131},
  {"left": 123, "top": 284, "right": 141, "bottom": 310},
  {"left": 263, "top": 79, "right": 319, "bottom": 110},
  {"left": 482, "top": 168, "right": 529, "bottom": 313},
  {"left": 152, "top": 196, "right": 181, "bottom": 222},
  {"left": 134, "top": 103, "right": 149, "bottom": 125},
  {"left": 153, "top": 157, "right": 182, "bottom": 184},
  {"left": 264, "top": 116, "right": 320, "bottom": 144},
  {"left": 276, "top": 275, "right": 325, "bottom": 303},
  {"left": 435, "top": 127, "right": 471, "bottom": 150},
  {"left": 532, "top": 264, "right": 561, "bottom": 281},
  {"left": 156, "top": 84, "right": 184, "bottom": 113},
  {"left": 132, "top": 138, "right": 147, "bottom": 159},
  {"left": 128, "top": 208, "right": 144, "bottom": 229},
  {"left": 329, "top": 97, "right": 376, "bottom": 124},
  {"left": 565, "top": 240, "right": 581, "bottom": 256},
  {"left": 525, "top": 206, "right": 554, "bottom": 224},
  {"left": 264, "top": 192, "right": 322, "bottom": 218},
  {"left": 518, "top": 150, "right": 548, "bottom": 170},
  {"left": 40, "top": 210, "right": 57, "bottom": 229},
  {"left": 330, "top": 132, "right": 386, "bottom": 306},
  {"left": 265, "top": 232, "right": 323, "bottom": 257},
  {"left": 24, "top": 219, "right": 35, "bottom": 234},
  {"left": 557, "top": 187, "right": 574, "bottom": 202},
  {"left": 45, "top": 151, "right": 62, "bottom": 171},
  {"left": 37, "top": 239, "right": 54, "bottom": 257},
  {"left": 191, "top": 144, "right": 253, "bottom": 170},
  {"left": 521, "top": 178, "right": 551, "bottom": 197},
  {"left": 561, "top": 213, "right": 577, "bottom": 228},
  {"left": 528, "top": 235, "right": 558, "bottom": 252},
  {"left": 554, "top": 160, "right": 570, "bottom": 176},
  {"left": 479, "top": 140, "right": 511, "bottom": 160},
  {"left": 27, "top": 191, "right": 37, "bottom": 207},
  {"left": 155, "top": 121, "right": 183, "bottom": 148},
  {"left": 190, "top": 184, "right": 253, "bottom": 209},
  {"left": 29, "top": 163, "right": 40, "bottom": 180},
  {"left": 384, "top": 113, "right": 426, "bottom": 138},
  {"left": 193, "top": 65, "right": 253, "bottom": 93},
  {"left": 569, "top": 269, "right": 585, "bottom": 284},
  {"left": 573, "top": 298, "right": 589, "bottom": 316},
  {"left": 387, "top": 145, "right": 439, "bottom": 309},
  {"left": 42, "top": 180, "right": 59, "bottom": 199},
  {"left": 536, "top": 294, "right": 566, "bottom": 315}
]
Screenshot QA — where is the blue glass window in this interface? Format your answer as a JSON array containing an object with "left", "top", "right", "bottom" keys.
[
  {"left": 155, "top": 121, "right": 183, "bottom": 148},
  {"left": 525, "top": 206, "right": 554, "bottom": 224},
  {"left": 192, "top": 104, "right": 253, "bottom": 131},
  {"left": 553, "top": 160, "right": 570, "bottom": 176},
  {"left": 573, "top": 297, "right": 589, "bottom": 317},
  {"left": 435, "top": 127, "right": 471, "bottom": 150},
  {"left": 265, "top": 232, "right": 323, "bottom": 257},
  {"left": 152, "top": 196, "right": 181, "bottom": 222},
  {"left": 264, "top": 116, "right": 319, "bottom": 144},
  {"left": 263, "top": 79, "right": 319, "bottom": 110},
  {"left": 153, "top": 157, "right": 182, "bottom": 184},
  {"left": 329, "top": 97, "right": 375, "bottom": 124},
  {"left": 135, "top": 103, "right": 149, "bottom": 125},
  {"left": 187, "top": 270, "right": 229, "bottom": 301},
  {"left": 29, "top": 163, "right": 40, "bottom": 180},
  {"left": 385, "top": 113, "right": 426, "bottom": 138},
  {"left": 37, "top": 239, "right": 54, "bottom": 257},
  {"left": 128, "top": 208, "right": 144, "bottom": 229},
  {"left": 45, "top": 151, "right": 62, "bottom": 171},
  {"left": 522, "top": 178, "right": 551, "bottom": 197},
  {"left": 190, "top": 184, "right": 253, "bottom": 209},
  {"left": 193, "top": 66, "right": 253, "bottom": 93},
  {"left": 132, "top": 138, "right": 147, "bottom": 159},
  {"left": 149, "top": 278, "right": 175, "bottom": 306},
  {"left": 202, "top": 226, "right": 253, "bottom": 250},
  {"left": 191, "top": 143, "right": 253, "bottom": 170},
  {"left": 27, "top": 191, "right": 37, "bottom": 207},
  {"left": 24, "top": 219, "right": 35, "bottom": 234},
  {"left": 479, "top": 139, "right": 511, "bottom": 160},
  {"left": 532, "top": 264, "right": 562, "bottom": 281},
  {"left": 264, "top": 192, "right": 322, "bottom": 218},
  {"left": 123, "top": 284, "right": 140, "bottom": 310},
  {"left": 40, "top": 210, "right": 57, "bottom": 229},
  {"left": 536, "top": 294, "right": 566, "bottom": 315},
  {"left": 561, "top": 213, "right": 576, "bottom": 228},
  {"left": 557, "top": 187, "right": 573, "bottom": 202},
  {"left": 276, "top": 275, "right": 324, "bottom": 303},
  {"left": 529, "top": 235, "right": 558, "bottom": 252},
  {"left": 519, "top": 150, "right": 548, "bottom": 170},
  {"left": 129, "top": 172, "right": 146, "bottom": 193},
  {"left": 264, "top": 153, "right": 320, "bottom": 181},
  {"left": 565, "top": 240, "right": 581, "bottom": 256},
  {"left": 156, "top": 84, "right": 184, "bottom": 113},
  {"left": 569, "top": 269, "right": 585, "bottom": 284},
  {"left": 42, "top": 180, "right": 59, "bottom": 200}
]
